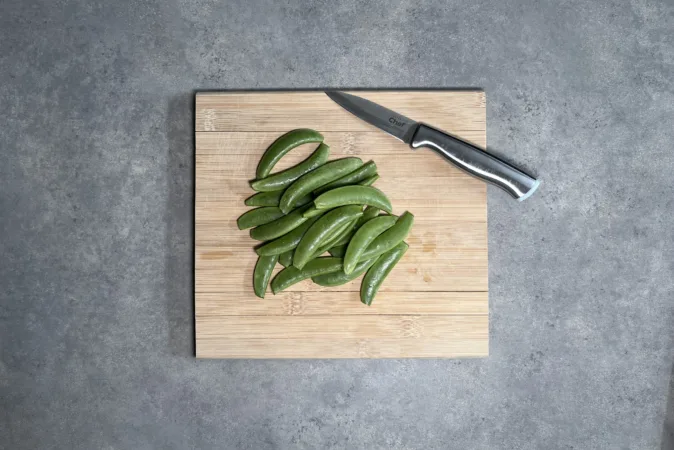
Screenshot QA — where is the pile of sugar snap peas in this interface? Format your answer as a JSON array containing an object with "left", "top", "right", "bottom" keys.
[{"left": 237, "top": 129, "right": 414, "bottom": 305}]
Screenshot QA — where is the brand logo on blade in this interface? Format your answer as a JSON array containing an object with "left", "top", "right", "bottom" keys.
[{"left": 389, "top": 117, "right": 406, "bottom": 127}]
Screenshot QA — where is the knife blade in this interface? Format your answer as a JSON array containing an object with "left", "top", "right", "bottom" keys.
[{"left": 325, "top": 91, "right": 540, "bottom": 201}]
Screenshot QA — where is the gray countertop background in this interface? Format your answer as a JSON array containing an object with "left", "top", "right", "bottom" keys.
[{"left": 1, "top": 1, "right": 673, "bottom": 449}]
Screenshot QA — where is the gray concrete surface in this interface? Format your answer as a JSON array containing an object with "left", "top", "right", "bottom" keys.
[{"left": 1, "top": 0, "right": 673, "bottom": 448}]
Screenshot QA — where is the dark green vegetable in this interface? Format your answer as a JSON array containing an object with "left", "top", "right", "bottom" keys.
[
  {"left": 343, "top": 215, "right": 397, "bottom": 274},
  {"left": 293, "top": 205, "right": 363, "bottom": 269},
  {"left": 328, "top": 244, "right": 347, "bottom": 257},
  {"left": 358, "top": 174, "right": 379, "bottom": 187},
  {"left": 355, "top": 206, "right": 380, "bottom": 227},
  {"left": 314, "top": 186, "right": 393, "bottom": 213},
  {"left": 279, "top": 250, "right": 294, "bottom": 267},
  {"left": 279, "top": 158, "right": 363, "bottom": 213},
  {"left": 271, "top": 257, "right": 343, "bottom": 293},
  {"left": 255, "top": 213, "right": 324, "bottom": 256},
  {"left": 312, "top": 257, "right": 379, "bottom": 287},
  {"left": 251, "top": 143, "right": 330, "bottom": 192},
  {"left": 360, "top": 242, "right": 408, "bottom": 305},
  {"left": 359, "top": 211, "right": 414, "bottom": 261},
  {"left": 245, "top": 190, "right": 284, "bottom": 207},
  {"left": 256, "top": 129, "right": 324, "bottom": 179},
  {"left": 311, "top": 218, "right": 357, "bottom": 258},
  {"left": 253, "top": 254, "right": 279, "bottom": 298},
  {"left": 237, "top": 207, "right": 285, "bottom": 230},
  {"left": 313, "top": 161, "right": 377, "bottom": 195},
  {"left": 249, "top": 205, "right": 311, "bottom": 241},
  {"left": 245, "top": 191, "right": 313, "bottom": 208}
]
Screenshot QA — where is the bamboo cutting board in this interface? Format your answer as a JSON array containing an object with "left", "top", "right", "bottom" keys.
[{"left": 195, "top": 91, "right": 488, "bottom": 358}]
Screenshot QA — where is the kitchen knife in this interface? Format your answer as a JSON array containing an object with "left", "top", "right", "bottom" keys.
[{"left": 326, "top": 91, "right": 540, "bottom": 201}]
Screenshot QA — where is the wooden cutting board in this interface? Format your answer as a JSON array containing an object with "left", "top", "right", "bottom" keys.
[{"left": 195, "top": 91, "right": 488, "bottom": 358}]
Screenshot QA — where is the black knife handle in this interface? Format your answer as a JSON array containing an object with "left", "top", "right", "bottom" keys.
[{"left": 410, "top": 124, "right": 540, "bottom": 201}]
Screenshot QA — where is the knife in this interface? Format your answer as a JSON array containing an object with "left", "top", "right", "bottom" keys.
[{"left": 325, "top": 91, "right": 540, "bottom": 201}]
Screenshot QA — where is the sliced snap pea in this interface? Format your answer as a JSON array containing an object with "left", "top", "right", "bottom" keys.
[
  {"left": 343, "top": 215, "right": 398, "bottom": 274},
  {"left": 312, "top": 256, "right": 379, "bottom": 287},
  {"left": 251, "top": 143, "right": 330, "bottom": 192},
  {"left": 271, "top": 257, "right": 343, "bottom": 293},
  {"left": 253, "top": 254, "right": 279, "bottom": 298},
  {"left": 255, "top": 212, "right": 324, "bottom": 254},
  {"left": 313, "top": 161, "right": 377, "bottom": 195},
  {"left": 237, "top": 207, "right": 285, "bottom": 230},
  {"left": 355, "top": 206, "right": 380, "bottom": 227},
  {"left": 256, "top": 129, "right": 324, "bottom": 179},
  {"left": 279, "top": 250, "right": 294, "bottom": 267},
  {"left": 359, "top": 211, "right": 414, "bottom": 261},
  {"left": 249, "top": 205, "right": 311, "bottom": 241},
  {"left": 360, "top": 242, "right": 408, "bottom": 305},
  {"left": 314, "top": 186, "right": 392, "bottom": 214},
  {"left": 358, "top": 174, "right": 379, "bottom": 187},
  {"left": 293, "top": 205, "right": 363, "bottom": 269},
  {"left": 328, "top": 244, "right": 347, "bottom": 258},
  {"left": 279, "top": 158, "right": 363, "bottom": 214}
]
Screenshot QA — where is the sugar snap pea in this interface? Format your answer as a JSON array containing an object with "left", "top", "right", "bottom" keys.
[
  {"left": 237, "top": 207, "right": 285, "bottom": 230},
  {"left": 312, "top": 256, "right": 379, "bottom": 287},
  {"left": 311, "top": 218, "right": 358, "bottom": 258},
  {"left": 361, "top": 242, "right": 408, "bottom": 305},
  {"left": 355, "top": 206, "right": 380, "bottom": 227},
  {"left": 279, "top": 250, "right": 294, "bottom": 267},
  {"left": 313, "top": 161, "right": 377, "bottom": 195},
  {"left": 256, "top": 129, "right": 324, "bottom": 179},
  {"left": 251, "top": 143, "right": 330, "bottom": 192},
  {"left": 253, "top": 254, "right": 279, "bottom": 298},
  {"left": 279, "top": 158, "right": 363, "bottom": 213},
  {"left": 314, "top": 185, "right": 393, "bottom": 213},
  {"left": 245, "top": 190, "right": 284, "bottom": 207},
  {"left": 249, "top": 205, "right": 311, "bottom": 241},
  {"left": 246, "top": 190, "right": 313, "bottom": 208},
  {"left": 271, "top": 257, "right": 343, "bottom": 293},
  {"left": 293, "top": 205, "right": 363, "bottom": 269},
  {"left": 255, "top": 212, "right": 324, "bottom": 255},
  {"left": 359, "top": 211, "right": 414, "bottom": 261},
  {"left": 343, "top": 215, "right": 398, "bottom": 274},
  {"left": 328, "top": 244, "right": 347, "bottom": 257},
  {"left": 358, "top": 174, "right": 379, "bottom": 187}
]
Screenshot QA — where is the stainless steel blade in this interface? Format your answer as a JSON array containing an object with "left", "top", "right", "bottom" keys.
[{"left": 325, "top": 91, "right": 418, "bottom": 143}]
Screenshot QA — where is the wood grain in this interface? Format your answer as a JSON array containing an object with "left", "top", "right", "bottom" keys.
[{"left": 195, "top": 90, "right": 488, "bottom": 358}]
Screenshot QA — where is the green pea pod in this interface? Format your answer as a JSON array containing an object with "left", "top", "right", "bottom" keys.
[
  {"left": 360, "top": 242, "right": 408, "bottom": 305},
  {"left": 253, "top": 254, "right": 279, "bottom": 298},
  {"left": 279, "top": 250, "right": 294, "bottom": 267},
  {"left": 312, "top": 256, "right": 379, "bottom": 287},
  {"left": 355, "top": 206, "right": 380, "bottom": 227},
  {"left": 271, "top": 257, "right": 343, "bottom": 293},
  {"left": 254, "top": 212, "right": 324, "bottom": 254},
  {"left": 343, "top": 215, "right": 398, "bottom": 274},
  {"left": 311, "top": 218, "right": 358, "bottom": 258},
  {"left": 313, "top": 161, "right": 377, "bottom": 195},
  {"left": 328, "top": 244, "right": 347, "bottom": 257},
  {"left": 314, "top": 186, "right": 392, "bottom": 214},
  {"left": 293, "top": 205, "right": 363, "bottom": 269},
  {"left": 249, "top": 205, "right": 311, "bottom": 241},
  {"left": 237, "top": 207, "right": 285, "bottom": 230},
  {"left": 245, "top": 191, "right": 313, "bottom": 208},
  {"left": 358, "top": 174, "right": 379, "bottom": 187},
  {"left": 245, "top": 190, "right": 284, "bottom": 207},
  {"left": 256, "top": 129, "right": 324, "bottom": 179},
  {"left": 279, "top": 158, "right": 363, "bottom": 213},
  {"left": 359, "top": 211, "right": 414, "bottom": 261},
  {"left": 251, "top": 143, "right": 330, "bottom": 192}
]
